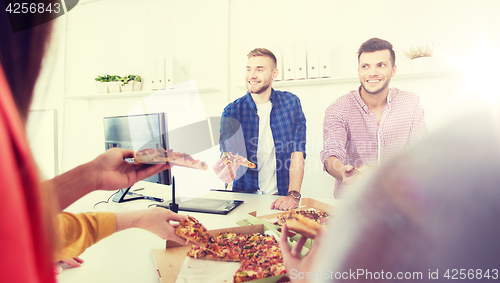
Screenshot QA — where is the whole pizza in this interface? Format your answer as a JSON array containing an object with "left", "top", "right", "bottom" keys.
[{"left": 175, "top": 216, "right": 286, "bottom": 282}]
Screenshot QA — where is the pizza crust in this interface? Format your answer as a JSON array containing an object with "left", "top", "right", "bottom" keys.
[{"left": 284, "top": 211, "right": 323, "bottom": 239}]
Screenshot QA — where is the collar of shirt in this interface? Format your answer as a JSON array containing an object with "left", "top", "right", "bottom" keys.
[
  {"left": 355, "top": 86, "right": 394, "bottom": 113},
  {"left": 244, "top": 88, "right": 277, "bottom": 112}
]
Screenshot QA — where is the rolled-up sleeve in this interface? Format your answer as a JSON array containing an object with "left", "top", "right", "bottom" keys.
[
  {"left": 320, "top": 102, "right": 348, "bottom": 168},
  {"left": 292, "top": 98, "right": 307, "bottom": 158},
  {"left": 54, "top": 212, "right": 116, "bottom": 261}
]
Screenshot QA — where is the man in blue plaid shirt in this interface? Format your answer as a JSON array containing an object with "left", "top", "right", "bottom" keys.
[{"left": 213, "top": 48, "right": 307, "bottom": 211}]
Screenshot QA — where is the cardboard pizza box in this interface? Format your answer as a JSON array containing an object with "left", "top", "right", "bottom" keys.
[
  {"left": 151, "top": 224, "right": 290, "bottom": 283},
  {"left": 241, "top": 198, "right": 335, "bottom": 249}
]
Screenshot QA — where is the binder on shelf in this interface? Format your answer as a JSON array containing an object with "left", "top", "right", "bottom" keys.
[
  {"left": 294, "top": 42, "right": 307, "bottom": 80},
  {"left": 282, "top": 43, "right": 295, "bottom": 81},
  {"left": 319, "top": 40, "right": 332, "bottom": 78},
  {"left": 149, "top": 59, "right": 158, "bottom": 90},
  {"left": 156, "top": 57, "right": 166, "bottom": 90},
  {"left": 306, "top": 41, "right": 319, "bottom": 79}
]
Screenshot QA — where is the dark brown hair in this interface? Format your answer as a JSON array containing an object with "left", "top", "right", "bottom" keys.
[
  {"left": 357, "top": 38, "right": 396, "bottom": 67},
  {"left": 247, "top": 48, "right": 277, "bottom": 69},
  {"left": 0, "top": 9, "right": 53, "bottom": 122}
]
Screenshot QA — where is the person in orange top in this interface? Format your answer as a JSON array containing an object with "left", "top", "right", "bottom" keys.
[{"left": 0, "top": 4, "right": 189, "bottom": 282}]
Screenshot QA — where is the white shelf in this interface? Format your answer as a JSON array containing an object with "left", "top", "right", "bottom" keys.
[
  {"left": 64, "top": 87, "right": 218, "bottom": 99},
  {"left": 236, "top": 70, "right": 458, "bottom": 89}
]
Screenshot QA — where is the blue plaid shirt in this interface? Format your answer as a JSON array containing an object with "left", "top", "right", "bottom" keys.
[{"left": 219, "top": 89, "right": 306, "bottom": 196}]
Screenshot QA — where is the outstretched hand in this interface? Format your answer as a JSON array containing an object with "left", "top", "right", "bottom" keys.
[
  {"left": 213, "top": 157, "right": 240, "bottom": 184},
  {"left": 342, "top": 165, "right": 358, "bottom": 186},
  {"left": 116, "top": 207, "right": 191, "bottom": 246},
  {"left": 279, "top": 223, "right": 323, "bottom": 283},
  {"left": 91, "top": 148, "right": 172, "bottom": 191}
]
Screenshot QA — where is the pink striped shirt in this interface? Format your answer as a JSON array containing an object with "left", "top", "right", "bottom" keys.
[{"left": 320, "top": 87, "right": 427, "bottom": 197}]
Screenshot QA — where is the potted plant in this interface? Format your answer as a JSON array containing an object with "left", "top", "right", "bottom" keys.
[
  {"left": 95, "top": 74, "right": 122, "bottom": 93},
  {"left": 403, "top": 43, "right": 435, "bottom": 73},
  {"left": 132, "top": 75, "right": 142, "bottom": 91},
  {"left": 95, "top": 74, "right": 142, "bottom": 93},
  {"left": 107, "top": 74, "right": 122, "bottom": 93},
  {"left": 95, "top": 74, "right": 110, "bottom": 93},
  {"left": 119, "top": 75, "right": 135, "bottom": 92}
]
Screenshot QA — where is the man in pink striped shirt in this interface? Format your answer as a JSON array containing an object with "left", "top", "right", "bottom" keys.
[{"left": 320, "top": 38, "right": 427, "bottom": 198}]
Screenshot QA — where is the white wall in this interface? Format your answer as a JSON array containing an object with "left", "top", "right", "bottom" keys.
[{"left": 31, "top": 0, "right": 500, "bottom": 198}]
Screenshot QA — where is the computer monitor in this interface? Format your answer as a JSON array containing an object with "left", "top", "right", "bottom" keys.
[{"left": 103, "top": 113, "right": 171, "bottom": 202}]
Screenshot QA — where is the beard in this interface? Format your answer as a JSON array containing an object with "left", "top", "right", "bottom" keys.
[
  {"left": 246, "top": 78, "right": 272, "bottom": 94},
  {"left": 360, "top": 78, "right": 391, "bottom": 95}
]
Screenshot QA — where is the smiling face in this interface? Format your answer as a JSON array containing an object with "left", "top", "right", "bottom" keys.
[
  {"left": 358, "top": 50, "right": 397, "bottom": 96},
  {"left": 245, "top": 56, "right": 277, "bottom": 95}
]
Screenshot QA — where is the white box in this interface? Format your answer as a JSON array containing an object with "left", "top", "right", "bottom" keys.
[
  {"left": 294, "top": 41, "right": 307, "bottom": 80},
  {"left": 306, "top": 40, "right": 319, "bottom": 79},
  {"left": 282, "top": 43, "right": 295, "bottom": 80},
  {"left": 319, "top": 40, "right": 332, "bottom": 78},
  {"left": 156, "top": 57, "right": 166, "bottom": 90},
  {"left": 149, "top": 59, "right": 158, "bottom": 90}
]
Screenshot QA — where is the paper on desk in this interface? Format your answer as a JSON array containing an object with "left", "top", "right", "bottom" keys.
[{"left": 175, "top": 257, "right": 240, "bottom": 283}]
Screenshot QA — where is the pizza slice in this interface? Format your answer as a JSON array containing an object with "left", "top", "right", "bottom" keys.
[
  {"left": 134, "top": 147, "right": 208, "bottom": 170},
  {"left": 222, "top": 152, "right": 256, "bottom": 169},
  {"left": 276, "top": 209, "right": 330, "bottom": 226},
  {"left": 164, "top": 148, "right": 208, "bottom": 170},
  {"left": 187, "top": 232, "right": 248, "bottom": 262},
  {"left": 175, "top": 216, "right": 211, "bottom": 246},
  {"left": 133, "top": 148, "right": 164, "bottom": 163},
  {"left": 283, "top": 210, "right": 324, "bottom": 239}
]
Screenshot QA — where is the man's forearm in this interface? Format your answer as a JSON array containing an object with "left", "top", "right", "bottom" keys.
[
  {"left": 324, "top": 156, "right": 345, "bottom": 182},
  {"left": 288, "top": 152, "right": 305, "bottom": 193}
]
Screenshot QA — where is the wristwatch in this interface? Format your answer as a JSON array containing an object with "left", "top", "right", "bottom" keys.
[{"left": 287, "top": 190, "right": 301, "bottom": 201}]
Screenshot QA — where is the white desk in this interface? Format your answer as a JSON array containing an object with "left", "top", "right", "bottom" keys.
[{"left": 57, "top": 181, "right": 339, "bottom": 283}]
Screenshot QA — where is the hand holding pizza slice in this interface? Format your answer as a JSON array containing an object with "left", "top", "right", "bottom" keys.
[{"left": 213, "top": 152, "right": 256, "bottom": 184}]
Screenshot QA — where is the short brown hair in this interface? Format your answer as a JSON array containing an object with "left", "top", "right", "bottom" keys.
[
  {"left": 357, "top": 38, "right": 396, "bottom": 67},
  {"left": 247, "top": 48, "right": 277, "bottom": 69}
]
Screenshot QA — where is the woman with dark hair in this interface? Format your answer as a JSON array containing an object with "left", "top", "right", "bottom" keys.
[{"left": 0, "top": 6, "right": 189, "bottom": 282}]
